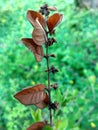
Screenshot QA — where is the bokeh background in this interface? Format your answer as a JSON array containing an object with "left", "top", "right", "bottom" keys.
[{"left": 0, "top": 0, "right": 98, "bottom": 130}]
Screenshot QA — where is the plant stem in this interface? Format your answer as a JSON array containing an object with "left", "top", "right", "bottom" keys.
[
  {"left": 46, "top": 44, "right": 53, "bottom": 126},
  {"left": 91, "top": 84, "right": 96, "bottom": 102},
  {"left": 76, "top": 105, "right": 97, "bottom": 125}
]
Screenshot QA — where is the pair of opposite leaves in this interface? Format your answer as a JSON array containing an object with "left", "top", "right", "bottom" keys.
[
  {"left": 21, "top": 10, "right": 63, "bottom": 62},
  {"left": 14, "top": 84, "right": 48, "bottom": 109}
]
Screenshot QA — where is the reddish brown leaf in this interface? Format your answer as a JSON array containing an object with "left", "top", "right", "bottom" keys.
[
  {"left": 35, "top": 94, "right": 49, "bottom": 109},
  {"left": 27, "top": 10, "right": 46, "bottom": 29},
  {"left": 47, "top": 13, "right": 63, "bottom": 34},
  {"left": 32, "top": 18, "right": 47, "bottom": 46},
  {"left": 14, "top": 84, "right": 46, "bottom": 105},
  {"left": 21, "top": 38, "right": 44, "bottom": 62},
  {"left": 27, "top": 121, "right": 47, "bottom": 130}
]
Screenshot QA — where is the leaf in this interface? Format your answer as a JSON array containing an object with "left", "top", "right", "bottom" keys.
[
  {"left": 32, "top": 18, "right": 47, "bottom": 46},
  {"left": 47, "top": 13, "right": 63, "bottom": 34},
  {"left": 43, "top": 125, "right": 53, "bottom": 130},
  {"left": 47, "top": 6, "right": 57, "bottom": 11},
  {"left": 35, "top": 109, "right": 42, "bottom": 121},
  {"left": 27, "top": 10, "right": 46, "bottom": 29},
  {"left": 35, "top": 94, "right": 49, "bottom": 109},
  {"left": 56, "top": 89, "right": 63, "bottom": 103},
  {"left": 55, "top": 119, "right": 68, "bottom": 130},
  {"left": 30, "top": 108, "right": 42, "bottom": 122},
  {"left": 27, "top": 121, "right": 47, "bottom": 130},
  {"left": 70, "top": 127, "right": 80, "bottom": 130},
  {"left": 30, "top": 108, "right": 37, "bottom": 122},
  {"left": 14, "top": 84, "right": 47, "bottom": 105},
  {"left": 21, "top": 38, "right": 44, "bottom": 62}
]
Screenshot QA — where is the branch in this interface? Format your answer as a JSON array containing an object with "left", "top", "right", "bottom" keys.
[{"left": 46, "top": 43, "right": 53, "bottom": 126}]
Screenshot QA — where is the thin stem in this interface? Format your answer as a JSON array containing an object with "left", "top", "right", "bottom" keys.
[
  {"left": 46, "top": 44, "right": 53, "bottom": 126},
  {"left": 76, "top": 105, "right": 97, "bottom": 125},
  {"left": 44, "top": 14, "right": 53, "bottom": 126},
  {"left": 91, "top": 84, "right": 96, "bottom": 102}
]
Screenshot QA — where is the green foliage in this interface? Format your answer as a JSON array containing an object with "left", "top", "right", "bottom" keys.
[
  {"left": 30, "top": 108, "right": 42, "bottom": 122},
  {"left": 43, "top": 125, "right": 53, "bottom": 130},
  {"left": 0, "top": 0, "right": 98, "bottom": 130}
]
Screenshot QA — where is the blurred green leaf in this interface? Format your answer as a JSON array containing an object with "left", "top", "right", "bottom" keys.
[
  {"left": 30, "top": 108, "right": 42, "bottom": 122},
  {"left": 43, "top": 125, "right": 53, "bottom": 130}
]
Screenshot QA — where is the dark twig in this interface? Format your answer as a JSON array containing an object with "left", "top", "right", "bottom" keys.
[
  {"left": 46, "top": 44, "right": 53, "bottom": 126},
  {"left": 41, "top": 5, "right": 53, "bottom": 126}
]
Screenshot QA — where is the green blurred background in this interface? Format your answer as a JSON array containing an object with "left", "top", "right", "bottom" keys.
[{"left": 0, "top": 0, "right": 98, "bottom": 130}]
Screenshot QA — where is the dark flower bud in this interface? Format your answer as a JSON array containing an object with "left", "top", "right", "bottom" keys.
[
  {"left": 51, "top": 65, "right": 59, "bottom": 74},
  {"left": 50, "top": 29, "right": 55, "bottom": 35},
  {"left": 39, "top": 4, "right": 50, "bottom": 16},
  {"left": 44, "top": 55, "right": 48, "bottom": 59},
  {"left": 44, "top": 54, "right": 56, "bottom": 60},
  {"left": 45, "top": 67, "right": 49, "bottom": 73},
  {"left": 50, "top": 102, "right": 59, "bottom": 110},
  {"left": 45, "top": 65, "right": 58, "bottom": 74},
  {"left": 51, "top": 83, "right": 58, "bottom": 90},
  {"left": 49, "top": 54, "right": 56, "bottom": 58},
  {"left": 48, "top": 38, "right": 57, "bottom": 46}
]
